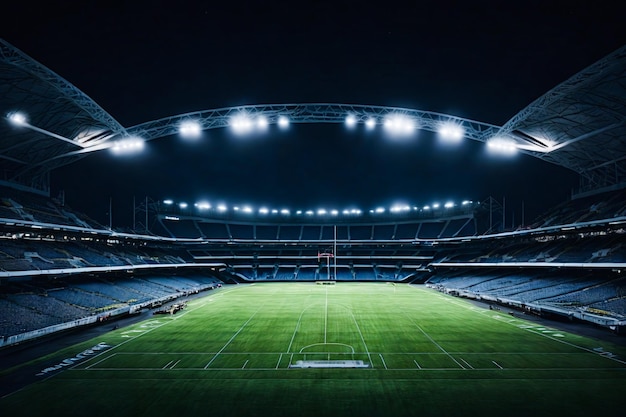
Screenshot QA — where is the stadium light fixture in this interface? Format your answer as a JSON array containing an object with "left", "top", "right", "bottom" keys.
[
  {"left": 462, "top": 200, "right": 472, "bottom": 205},
  {"left": 438, "top": 122, "right": 464, "bottom": 143},
  {"left": 280, "top": 209, "right": 290, "bottom": 215},
  {"left": 306, "top": 210, "right": 314, "bottom": 216},
  {"left": 432, "top": 203, "right": 440, "bottom": 209},
  {"left": 8, "top": 111, "right": 27, "bottom": 125},
  {"left": 330, "top": 209, "right": 339, "bottom": 216},
  {"left": 487, "top": 138, "right": 518, "bottom": 155},
  {"left": 444, "top": 202, "right": 455, "bottom": 209},
  {"left": 365, "top": 118, "right": 376, "bottom": 130},
  {"left": 271, "top": 209, "right": 278, "bottom": 214},
  {"left": 242, "top": 206, "right": 253, "bottom": 213},
  {"left": 345, "top": 114, "right": 357, "bottom": 128},
  {"left": 375, "top": 207, "right": 385, "bottom": 214},
  {"left": 256, "top": 115, "right": 269, "bottom": 130},
  {"left": 163, "top": 199, "right": 174, "bottom": 205},
  {"left": 179, "top": 120, "right": 202, "bottom": 138},
  {"left": 179, "top": 202, "right": 188, "bottom": 209},
  {"left": 217, "top": 204, "right": 228, "bottom": 212},
  {"left": 7, "top": 111, "right": 87, "bottom": 148},
  {"left": 110, "top": 137, "right": 145, "bottom": 155},
  {"left": 317, "top": 209, "right": 327, "bottom": 215},
  {"left": 195, "top": 202, "right": 211, "bottom": 210},
  {"left": 423, "top": 205, "right": 431, "bottom": 210},
  {"left": 259, "top": 207, "right": 269, "bottom": 215},
  {"left": 231, "top": 114, "right": 254, "bottom": 134},
  {"left": 278, "top": 116, "right": 290, "bottom": 129},
  {"left": 383, "top": 114, "right": 415, "bottom": 137}
]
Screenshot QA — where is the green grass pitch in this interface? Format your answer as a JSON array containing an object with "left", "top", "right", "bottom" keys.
[{"left": 2, "top": 282, "right": 626, "bottom": 417}]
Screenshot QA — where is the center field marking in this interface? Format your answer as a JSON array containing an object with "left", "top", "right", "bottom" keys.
[{"left": 324, "top": 286, "right": 328, "bottom": 344}]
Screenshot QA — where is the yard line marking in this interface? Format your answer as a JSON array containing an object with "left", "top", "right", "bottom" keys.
[
  {"left": 275, "top": 353, "right": 283, "bottom": 369},
  {"left": 351, "top": 311, "right": 374, "bottom": 368},
  {"left": 459, "top": 358, "right": 474, "bottom": 369},
  {"left": 412, "top": 285, "right": 626, "bottom": 366},
  {"left": 414, "top": 360, "right": 421, "bottom": 369},
  {"left": 492, "top": 360, "right": 503, "bottom": 369},
  {"left": 204, "top": 306, "right": 263, "bottom": 369},
  {"left": 242, "top": 360, "right": 249, "bottom": 369},
  {"left": 413, "top": 324, "right": 465, "bottom": 370},
  {"left": 379, "top": 354, "right": 388, "bottom": 370}
]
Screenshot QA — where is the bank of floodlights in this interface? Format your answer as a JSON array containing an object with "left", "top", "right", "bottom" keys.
[
  {"left": 179, "top": 120, "right": 202, "bottom": 139},
  {"left": 487, "top": 138, "right": 518, "bottom": 155},
  {"left": 438, "top": 122, "right": 465, "bottom": 143},
  {"left": 383, "top": 114, "right": 416, "bottom": 137},
  {"left": 110, "top": 137, "right": 144, "bottom": 155}
]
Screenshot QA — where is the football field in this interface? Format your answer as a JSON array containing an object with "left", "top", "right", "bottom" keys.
[{"left": 2, "top": 282, "right": 626, "bottom": 417}]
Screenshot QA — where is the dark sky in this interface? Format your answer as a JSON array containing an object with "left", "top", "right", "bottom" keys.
[{"left": 3, "top": 1, "right": 626, "bottom": 227}]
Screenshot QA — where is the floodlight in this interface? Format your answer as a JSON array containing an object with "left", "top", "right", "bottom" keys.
[
  {"left": 343, "top": 209, "right": 350, "bottom": 215},
  {"left": 365, "top": 118, "right": 376, "bottom": 130},
  {"left": 423, "top": 205, "right": 431, "bottom": 210},
  {"left": 259, "top": 207, "right": 269, "bottom": 214},
  {"left": 179, "top": 120, "right": 201, "bottom": 138},
  {"left": 296, "top": 210, "right": 303, "bottom": 215},
  {"left": 233, "top": 206, "right": 240, "bottom": 211},
  {"left": 345, "top": 114, "right": 357, "bottom": 128},
  {"left": 462, "top": 200, "right": 472, "bottom": 205},
  {"left": 231, "top": 114, "right": 254, "bottom": 134},
  {"left": 383, "top": 114, "right": 415, "bottom": 137},
  {"left": 375, "top": 207, "right": 385, "bottom": 214},
  {"left": 280, "top": 209, "right": 290, "bottom": 215},
  {"left": 256, "top": 115, "right": 269, "bottom": 129},
  {"left": 163, "top": 199, "right": 173, "bottom": 205},
  {"left": 330, "top": 209, "right": 339, "bottom": 216},
  {"left": 305, "top": 210, "right": 314, "bottom": 216},
  {"left": 432, "top": 203, "right": 440, "bottom": 209},
  {"left": 242, "top": 206, "right": 253, "bottom": 213},
  {"left": 271, "top": 209, "right": 278, "bottom": 214},
  {"left": 317, "top": 209, "right": 327, "bottom": 215},
  {"left": 179, "top": 202, "right": 188, "bottom": 209},
  {"left": 438, "top": 122, "right": 464, "bottom": 142},
  {"left": 444, "top": 202, "right": 454, "bottom": 209},
  {"left": 278, "top": 116, "right": 290, "bottom": 128},
  {"left": 111, "top": 137, "right": 144, "bottom": 154},
  {"left": 217, "top": 204, "right": 228, "bottom": 212},
  {"left": 8, "top": 111, "right": 27, "bottom": 125},
  {"left": 487, "top": 138, "right": 518, "bottom": 155},
  {"left": 195, "top": 202, "right": 211, "bottom": 210}
]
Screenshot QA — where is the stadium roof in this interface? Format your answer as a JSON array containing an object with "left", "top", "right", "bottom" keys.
[{"left": 1, "top": 38, "right": 625, "bottom": 195}]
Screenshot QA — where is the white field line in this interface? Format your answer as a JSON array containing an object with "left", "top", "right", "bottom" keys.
[
  {"left": 409, "top": 285, "right": 626, "bottom": 366},
  {"left": 169, "top": 360, "right": 181, "bottom": 369},
  {"left": 492, "top": 360, "right": 504, "bottom": 369},
  {"left": 413, "top": 324, "right": 465, "bottom": 370},
  {"left": 80, "top": 286, "right": 246, "bottom": 370},
  {"left": 459, "top": 358, "right": 474, "bottom": 369},
  {"left": 275, "top": 353, "right": 282, "bottom": 369},
  {"left": 379, "top": 353, "right": 388, "bottom": 370},
  {"left": 242, "top": 360, "right": 249, "bottom": 369},
  {"left": 162, "top": 360, "right": 174, "bottom": 370},
  {"left": 414, "top": 360, "right": 421, "bottom": 369},
  {"left": 204, "top": 306, "right": 262, "bottom": 369},
  {"left": 350, "top": 310, "right": 374, "bottom": 368}
]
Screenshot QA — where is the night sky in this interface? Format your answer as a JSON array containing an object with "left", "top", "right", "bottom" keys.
[{"left": 3, "top": 1, "right": 626, "bottom": 227}]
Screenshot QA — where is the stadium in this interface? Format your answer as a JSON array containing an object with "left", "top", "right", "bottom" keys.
[{"left": 1, "top": 9, "right": 626, "bottom": 417}]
